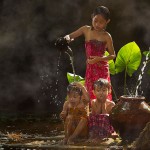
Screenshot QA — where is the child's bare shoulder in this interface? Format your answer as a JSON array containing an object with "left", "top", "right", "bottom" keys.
[
  {"left": 106, "top": 99, "right": 115, "bottom": 106},
  {"left": 91, "top": 99, "right": 96, "bottom": 105}
]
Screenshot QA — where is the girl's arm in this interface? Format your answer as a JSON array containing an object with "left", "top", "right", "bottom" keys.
[
  {"left": 105, "top": 33, "right": 116, "bottom": 60},
  {"left": 64, "top": 26, "right": 87, "bottom": 42},
  {"left": 87, "top": 33, "right": 116, "bottom": 64}
]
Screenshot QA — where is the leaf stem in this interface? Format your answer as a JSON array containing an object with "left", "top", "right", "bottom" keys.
[
  {"left": 124, "top": 67, "right": 127, "bottom": 95},
  {"left": 111, "top": 84, "right": 118, "bottom": 102}
]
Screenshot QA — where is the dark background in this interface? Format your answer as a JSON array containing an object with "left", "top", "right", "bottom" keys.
[{"left": 0, "top": 0, "right": 149, "bottom": 116}]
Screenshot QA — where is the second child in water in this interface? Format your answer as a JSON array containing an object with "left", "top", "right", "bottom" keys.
[
  {"left": 88, "top": 78, "right": 116, "bottom": 143},
  {"left": 60, "top": 82, "right": 90, "bottom": 144}
]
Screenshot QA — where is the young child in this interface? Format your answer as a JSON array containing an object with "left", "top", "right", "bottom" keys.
[
  {"left": 64, "top": 6, "right": 116, "bottom": 101},
  {"left": 88, "top": 78, "right": 116, "bottom": 143},
  {"left": 60, "top": 82, "right": 90, "bottom": 144}
]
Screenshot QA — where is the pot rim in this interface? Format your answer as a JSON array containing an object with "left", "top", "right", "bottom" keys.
[{"left": 120, "top": 95, "right": 145, "bottom": 100}]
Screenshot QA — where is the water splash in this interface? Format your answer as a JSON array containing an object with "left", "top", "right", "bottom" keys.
[
  {"left": 65, "top": 46, "right": 76, "bottom": 81},
  {"left": 51, "top": 52, "right": 62, "bottom": 106},
  {"left": 126, "top": 88, "right": 132, "bottom": 96},
  {"left": 135, "top": 48, "right": 150, "bottom": 96},
  {"left": 37, "top": 46, "right": 75, "bottom": 107},
  {"left": 37, "top": 52, "right": 62, "bottom": 107},
  {"left": 51, "top": 47, "right": 76, "bottom": 106}
]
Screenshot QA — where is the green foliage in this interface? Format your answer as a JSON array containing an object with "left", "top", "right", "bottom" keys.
[
  {"left": 115, "top": 42, "right": 142, "bottom": 95},
  {"left": 105, "top": 51, "right": 115, "bottom": 75},
  {"left": 115, "top": 41, "right": 141, "bottom": 77},
  {"left": 67, "top": 72, "right": 85, "bottom": 84}
]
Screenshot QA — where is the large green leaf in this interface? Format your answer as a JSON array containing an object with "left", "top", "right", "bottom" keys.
[
  {"left": 115, "top": 42, "right": 141, "bottom": 77},
  {"left": 104, "top": 51, "right": 115, "bottom": 75},
  {"left": 67, "top": 72, "right": 85, "bottom": 84}
]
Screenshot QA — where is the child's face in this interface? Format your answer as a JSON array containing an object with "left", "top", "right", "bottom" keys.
[
  {"left": 94, "top": 85, "right": 109, "bottom": 102},
  {"left": 92, "top": 14, "right": 110, "bottom": 31},
  {"left": 68, "top": 92, "right": 81, "bottom": 103}
]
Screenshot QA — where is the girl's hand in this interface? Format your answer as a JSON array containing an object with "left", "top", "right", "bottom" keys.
[
  {"left": 87, "top": 56, "right": 101, "bottom": 64},
  {"left": 64, "top": 35, "right": 74, "bottom": 43}
]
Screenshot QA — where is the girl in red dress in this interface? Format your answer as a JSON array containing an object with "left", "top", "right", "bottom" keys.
[{"left": 64, "top": 6, "right": 115, "bottom": 101}]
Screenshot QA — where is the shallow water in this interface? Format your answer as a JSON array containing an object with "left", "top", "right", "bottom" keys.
[{"left": 0, "top": 117, "right": 124, "bottom": 149}]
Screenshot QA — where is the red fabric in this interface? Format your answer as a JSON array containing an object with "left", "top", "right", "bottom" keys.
[
  {"left": 85, "top": 40, "right": 112, "bottom": 101},
  {"left": 88, "top": 114, "right": 114, "bottom": 138}
]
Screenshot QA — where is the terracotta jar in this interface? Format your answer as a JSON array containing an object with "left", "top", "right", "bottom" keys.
[{"left": 110, "top": 95, "right": 150, "bottom": 142}]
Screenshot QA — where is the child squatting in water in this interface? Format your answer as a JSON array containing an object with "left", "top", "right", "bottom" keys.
[{"left": 60, "top": 82, "right": 90, "bottom": 144}]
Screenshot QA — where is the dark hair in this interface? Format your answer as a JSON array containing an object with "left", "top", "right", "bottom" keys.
[
  {"left": 67, "top": 83, "right": 82, "bottom": 96},
  {"left": 93, "top": 78, "right": 111, "bottom": 91},
  {"left": 92, "top": 6, "right": 110, "bottom": 21}
]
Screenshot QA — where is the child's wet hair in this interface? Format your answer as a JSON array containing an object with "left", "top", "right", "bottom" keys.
[
  {"left": 92, "top": 6, "right": 110, "bottom": 21},
  {"left": 93, "top": 78, "right": 111, "bottom": 91},
  {"left": 67, "top": 83, "right": 82, "bottom": 96}
]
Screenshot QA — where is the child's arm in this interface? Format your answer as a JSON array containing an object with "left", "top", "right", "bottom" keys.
[
  {"left": 64, "top": 26, "right": 87, "bottom": 42},
  {"left": 73, "top": 82, "right": 90, "bottom": 104},
  {"left": 107, "top": 101, "right": 115, "bottom": 114},
  {"left": 60, "top": 101, "right": 68, "bottom": 120},
  {"left": 90, "top": 100, "right": 97, "bottom": 114}
]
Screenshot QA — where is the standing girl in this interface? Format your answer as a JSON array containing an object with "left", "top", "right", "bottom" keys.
[{"left": 64, "top": 6, "right": 116, "bottom": 101}]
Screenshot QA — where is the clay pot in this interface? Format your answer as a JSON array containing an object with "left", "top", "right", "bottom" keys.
[{"left": 110, "top": 95, "right": 150, "bottom": 141}]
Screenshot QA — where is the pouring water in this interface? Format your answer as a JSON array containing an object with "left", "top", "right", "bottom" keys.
[{"left": 135, "top": 48, "right": 150, "bottom": 96}]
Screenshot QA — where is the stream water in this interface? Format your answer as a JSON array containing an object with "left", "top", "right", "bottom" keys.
[
  {"left": 51, "top": 51, "right": 62, "bottom": 106},
  {"left": 65, "top": 46, "right": 76, "bottom": 81},
  {"left": 135, "top": 49, "right": 150, "bottom": 96}
]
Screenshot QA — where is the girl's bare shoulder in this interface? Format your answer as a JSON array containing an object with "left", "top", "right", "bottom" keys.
[
  {"left": 83, "top": 25, "right": 91, "bottom": 29},
  {"left": 81, "top": 25, "right": 91, "bottom": 32},
  {"left": 103, "top": 31, "right": 112, "bottom": 40}
]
